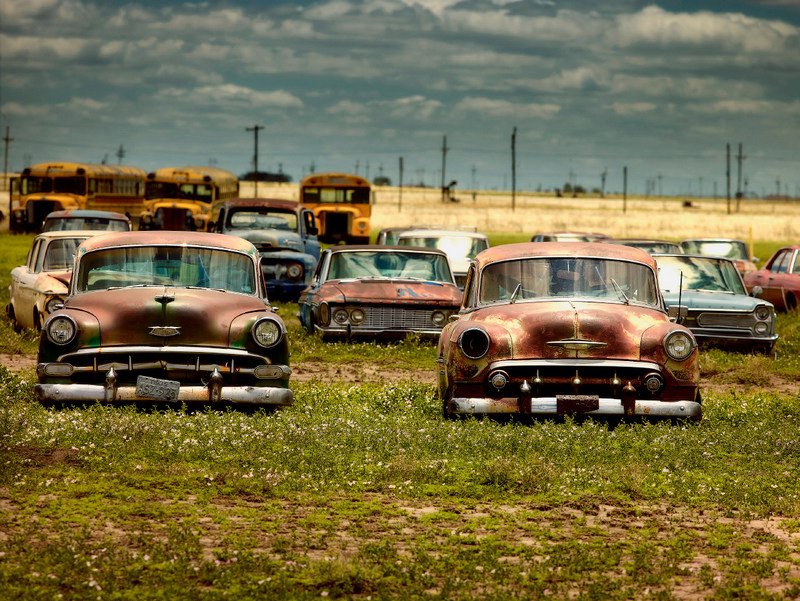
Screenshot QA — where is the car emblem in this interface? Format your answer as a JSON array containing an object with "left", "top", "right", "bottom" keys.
[
  {"left": 148, "top": 326, "right": 181, "bottom": 337},
  {"left": 546, "top": 339, "right": 607, "bottom": 351},
  {"left": 154, "top": 292, "right": 175, "bottom": 305}
]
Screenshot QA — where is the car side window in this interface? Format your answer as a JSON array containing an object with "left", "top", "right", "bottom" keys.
[
  {"left": 27, "top": 239, "right": 42, "bottom": 271},
  {"left": 34, "top": 241, "right": 48, "bottom": 273},
  {"left": 791, "top": 252, "right": 800, "bottom": 274},
  {"left": 773, "top": 251, "right": 791, "bottom": 274},
  {"left": 462, "top": 265, "right": 476, "bottom": 308}
]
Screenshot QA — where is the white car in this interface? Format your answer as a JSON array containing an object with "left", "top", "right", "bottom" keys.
[
  {"left": 7, "top": 230, "right": 102, "bottom": 331},
  {"left": 396, "top": 229, "right": 489, "bottom": 289}
]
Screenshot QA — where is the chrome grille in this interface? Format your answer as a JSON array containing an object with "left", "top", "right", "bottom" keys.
[
  {"left": 358, "top": 306, "right": 440, "bottom": 331},
  {"left": 696, "top": 312, "right": 755, "bottom": 329}
]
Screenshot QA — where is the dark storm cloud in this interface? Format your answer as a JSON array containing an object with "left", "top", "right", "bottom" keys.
[{"left": 1, "top": 0, "right": 798, "bottom": 193}]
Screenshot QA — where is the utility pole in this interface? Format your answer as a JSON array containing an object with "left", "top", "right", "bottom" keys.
[
  {"left": 246, "top": 125, "right": 263, "bottom": 197},
  {"left": 3, "top": 127, "right": 13, "bottom": 217},
  {"left": 511, "top": 127, "right": 517, "bottom": 212},
  {"left": 366, "top": 161, "right": 370, "bottom": 182},
  {"left": 398, "top": 156, "right": 403, "bottom": 212},
  {"left": 355, "top": 160, "right": 359, "bottom": 175},
  {"left": 600, "top": 168, "right": 607, "bottom": 198},
  {"left": 623, "top": 166, "right": 627, "bottom": 213},
  {"left": 440, "top": 135, "right": 448, "bottom": 203},
  {"left": 726, "top": 143, "right": 731, "bottom": 215},
  {"left": 736, "top": 143, "right": 746, "bottom": 212},
  {"left": 116, "top": 145, "right": 126, "bottom": 165}
]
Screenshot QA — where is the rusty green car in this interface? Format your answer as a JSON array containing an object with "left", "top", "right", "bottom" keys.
[
  {"left": 437, "top": 242, "right": 702, "bottom": 421},
  {"left": 35, "top": 231, "right": 292, "bottom": 408}
]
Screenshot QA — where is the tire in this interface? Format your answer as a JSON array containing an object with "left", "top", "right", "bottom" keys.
[{"left": 7, "top": 304, "right": 21, "bottom": 333}]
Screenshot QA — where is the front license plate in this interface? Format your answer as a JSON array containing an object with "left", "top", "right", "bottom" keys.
[
  {"left": 556, "top": 395, "right": 600, "bottom": 415},
  {"left": 136, "top": 375, "right": 180, "bottom": 402}
]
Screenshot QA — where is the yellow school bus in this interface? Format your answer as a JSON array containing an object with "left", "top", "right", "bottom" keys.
[
  {"left": 11, "top": 163, "right": 146, "bottom": 233},
  {"left": 139, "top": 166, "right": 239, "bottom": 231},
  {"left": 300, "top": 172, "right": 371, "bottom": 244}
]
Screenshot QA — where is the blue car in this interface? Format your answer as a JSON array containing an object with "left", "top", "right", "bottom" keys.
[
  {"left": 212, "top": 198, "right": 320, "bottom": 301},
  {"left": 655, "top": 254, "right": 778, "bottom": 354}
]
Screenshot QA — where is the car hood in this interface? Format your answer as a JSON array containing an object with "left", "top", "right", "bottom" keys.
[
  {"left": 461, "top": 300, "right": 668, "bottom": 360},
  {"left": 47, "top": 270, "right": 72, "bottom": 287},
  {"left": 662, "top": 291, "right": 762, "bottom": 311},
  {"left": 228, "top": 229, "right": 303, "bottom": 252},
  {"left": 323, "top": 279, "right": 462, "bottom": 306},
  {"left": 65, "top": 287, "right": 269, "bottom": 347}
]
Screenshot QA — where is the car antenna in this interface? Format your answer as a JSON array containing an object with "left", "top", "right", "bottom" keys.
[
  {"left": 677, "top": 270, "right": 684, "bottom": 324},
  {"left": 510, "top": 283, "right": 522, "bottom": 303}
]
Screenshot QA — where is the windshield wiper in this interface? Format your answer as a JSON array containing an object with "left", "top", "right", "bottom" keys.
[
  {"left": 509, "top": 283, "right": 522, "bottom": 303},
  {"left": 610, "top": 278, "right": 630, "bottom": 305}
]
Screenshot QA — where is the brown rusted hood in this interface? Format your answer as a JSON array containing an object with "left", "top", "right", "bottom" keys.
[
  {"left": 465, "top": 300, "right": 668, "bottom": 360},
  {"left": 49, "top": 270, "right": 72, "bottom": 287},
  {"left": 67, "top": 287, "right": 268, "bottom": 346},
  {"left": 325, "top": 279, "right": 462, "bottom": 306}
]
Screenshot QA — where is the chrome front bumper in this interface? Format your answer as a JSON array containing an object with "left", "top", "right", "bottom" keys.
[
  {"left": 447, "top": 396, "right": 702, "bottom": 420},
  {"left": 35, "top": 382, "right": 294, "bottom": 406}
]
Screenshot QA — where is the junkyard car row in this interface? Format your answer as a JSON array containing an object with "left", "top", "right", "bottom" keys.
[{"left": 7, "top": 210, "right": 796, "bottom": 421}]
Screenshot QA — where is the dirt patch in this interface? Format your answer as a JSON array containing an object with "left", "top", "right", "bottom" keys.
[{"left": 1, "top": 353, "right": 36, "bottom": 372}]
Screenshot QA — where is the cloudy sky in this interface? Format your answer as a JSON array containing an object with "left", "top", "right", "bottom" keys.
[{"left": 1, "top": 0, "right": 799, "bottom": 196}]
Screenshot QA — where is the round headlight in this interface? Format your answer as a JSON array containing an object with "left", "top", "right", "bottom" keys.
[
  {"left": 318, "top": 302, "right": 330, "bottom": 326},
  {"left": 754, "top": 322, "right": 769, "bottom": 335},
  {"left": 458, "top": 327, "right": 491, "bottom": 360},
  {"left": 286, "top": 264, "right": 303, "bottom": 280},
  {"left": 333, "top": 308, "right": 349, "bottom": 325},
  {"left": 755, "top": 306, "right": 771, "bottom": 321},
  {"left": 350, "top": 308, "right": 365, "bottom": 324},
  {"left": 252, "top": 318, "right": 283, "bottom": 348},
  {"left": 45, "top": 297, "right": 64, "bottom": 314},
  {"left": 431, "top": 311, "right": 446, "bottom": 326},
  {"left": 47, "top": 315, "right": 77, "bottom": 345},
  {"left": 664, "top": 330, "right": 695, "bottom": 361}
]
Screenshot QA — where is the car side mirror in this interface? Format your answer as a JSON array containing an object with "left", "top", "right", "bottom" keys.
[
  {"left": 752, "top": 256, "right": 759, "bottom": 263},
  {"left": 751, "top": 285, "right": 763, "bottom": 298},
  {"left": 668, "top": 305, "right": 688, "bottom": 321}
]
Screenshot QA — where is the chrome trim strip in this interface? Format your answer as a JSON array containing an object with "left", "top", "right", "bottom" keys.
[
  {"left": 487, "top": 359, "right": 663, "bottom": 371},
  {"left": 450, "top": 396, "right": 701, "bottom": 419}
]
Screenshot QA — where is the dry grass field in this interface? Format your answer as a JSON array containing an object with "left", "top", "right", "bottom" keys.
[{"left": 240, "top": 181, "right": 800, "bottom": 242}]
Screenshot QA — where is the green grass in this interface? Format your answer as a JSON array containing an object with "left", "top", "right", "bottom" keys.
[
  {"left": 4, "top": 232, "right": 800, "bottom": 599},
  {"left": 4, "top": 371, "right": 800, "bottom": 599}
]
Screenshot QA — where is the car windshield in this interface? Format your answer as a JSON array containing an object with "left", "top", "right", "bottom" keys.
[
  {"left": 227, "top": 209, "right": 298, "bottom": 231},
  {"left": 398, "top": 235, "right": 487, "bottom": 260},
  {"left": 657, "top": 256, "right": 746, "bottom": 294},
  {"left": 43, "top": 218, "right": 128, "bottom": 232},
  {"left": 326, "top": 251, "right": 453, "bottom": 282},
  {"left": 479, "top": 257, "right": 659, "bottom": 306},
  {"left": 620, "top": 241, "right": 680, "bottom": 254},
  {"left": 681, "top": 240, "right": 748, "bottom": 261},
  {"left": 75, "top": 246, "right": 256, "bottom": 294},
  {"left": 42, "top": 238, "right": 87, "bottom": 271}
]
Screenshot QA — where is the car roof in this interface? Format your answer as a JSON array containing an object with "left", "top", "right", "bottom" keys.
[
  {"left": 604, "top": 238, "right": 678, "bottom": 244},
  {"left": 77, "top": 231, "right": 259, "bottom": 254},
  {"left": 221, "top": 198, "right": 301, "bottom": 211},
  {"left": 397, "top": 229, "right": 488, "bottom": 239},
  {"left": 326, "top": 244, "right": 449, "bottom": 257},
  {"left": 680, "top": 238, "right": 745, "bottom": 243},
  {"left": 44, "top": 209, "right": 130, "bottom": 220},
  {"left": 474, "top": 242, "right": 657, "bottom": 271},
  {"left": 653, "top": 253, "right": 737, "bottom": 263}
]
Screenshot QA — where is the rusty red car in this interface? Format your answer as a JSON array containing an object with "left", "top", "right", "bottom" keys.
[
  {"left": 35, "top": 231, "right": 293, "bottom": 408},
  {"left": 298, "top": 246, "right": 462, "bottom": 339},
  {"left": 438, "top": 242, "right": 702, "bottom": 421},
  {"left": 743, "top": 245, "right": 800, "bottom": 311}
]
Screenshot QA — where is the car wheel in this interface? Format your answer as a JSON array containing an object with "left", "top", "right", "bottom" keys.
[{"left": 7, "top": 304, "right": 21, "bottom": 333}]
